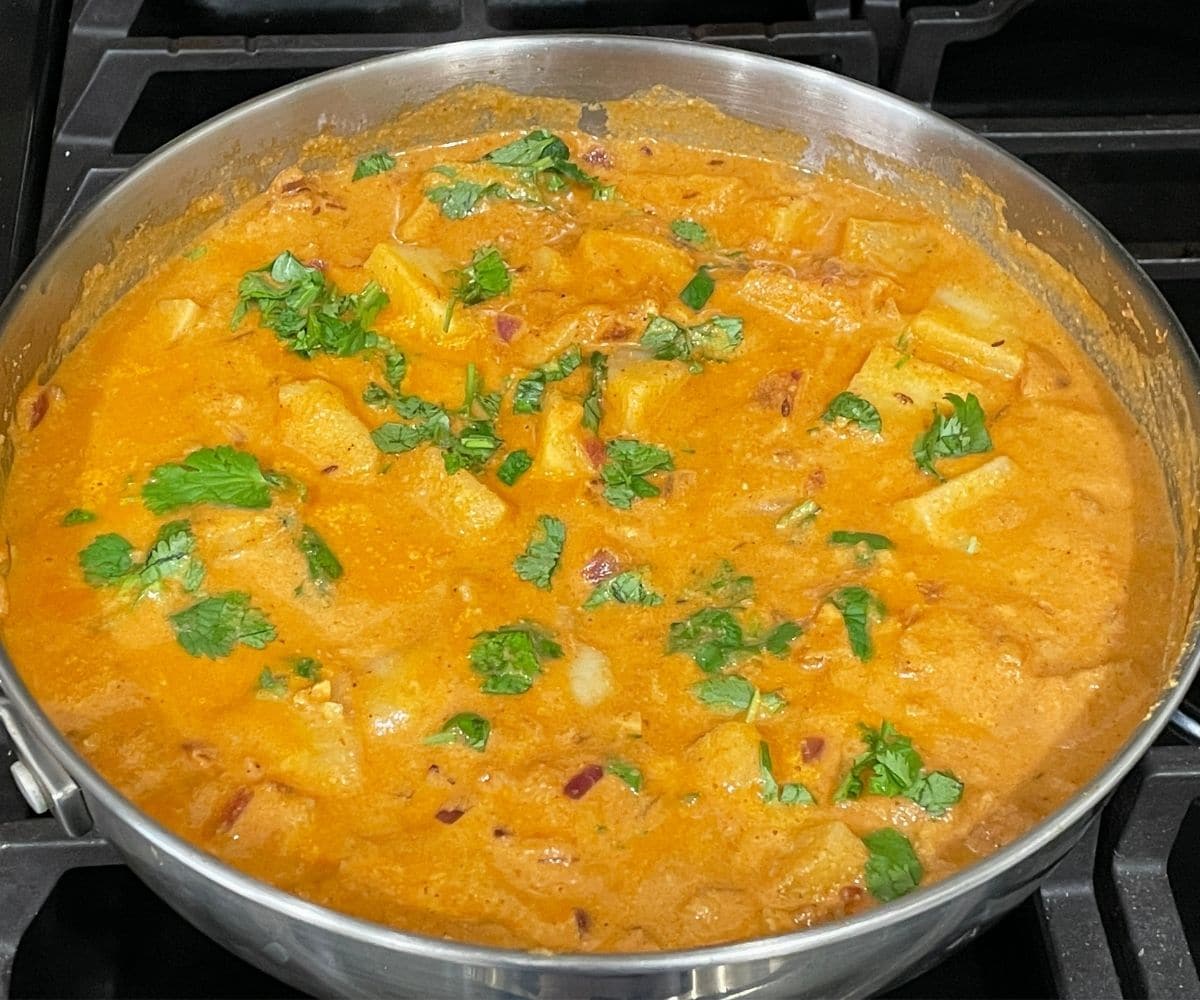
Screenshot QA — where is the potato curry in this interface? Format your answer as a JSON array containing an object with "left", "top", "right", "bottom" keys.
[{"left": 0, "top": 114, "right": 1176, "bottom": 953}]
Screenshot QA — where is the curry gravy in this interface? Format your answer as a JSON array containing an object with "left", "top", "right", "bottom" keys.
[{"left": 0, "top": 120, "right": 1177, "bottom": 952}]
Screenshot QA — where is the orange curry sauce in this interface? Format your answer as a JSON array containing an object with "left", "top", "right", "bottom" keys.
[{"left": 0, "top": 122, "right": 1176, "bottom": 952}]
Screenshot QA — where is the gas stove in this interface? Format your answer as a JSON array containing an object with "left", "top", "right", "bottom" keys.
[{"left": 1, "top": 1, "right": 1198, "bottom": 996}]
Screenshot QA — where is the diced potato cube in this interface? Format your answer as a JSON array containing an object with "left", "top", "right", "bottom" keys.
[
  {"left": 573, "top": 229, "right": 694, "bottom": 297},
  {"left": 278, "top": 379, "right": 376, "bottom": 477},
  {"left": 847, "top": 343, "right": 990, "bottom": 416},
  {"left": 768, "top": 196, "right": 828, "bottom": 247},
  {"left": 907, "top": 309, "right": 1024, "bottom": 381},
  {"left": 684, "top": 721, "right": 762, "bottom": 795},
  {"left": 535, "top": 390, "right": 592, "bottom": 479},
  {"left": 841, "top": 219, "right": 937, "bottom": 278},
  {"left": 364, "top": 241, "right": 482, "bottom": 351},
  {"left": 604, "top": 354, "right": 690, "bottom": 436},
  {"left": 733, "top": 266, "right": 891, "bottom": 333},
  {"left": 409, "top": 447, "right": 508, "bottom": 535},
  {"left": 623, "top": 173, "right": 747, "bottom": 218},
  {"left": 771, "top": 821, "right": 870, "bottom": 907},
  {"left": 895, "top": 456, "right": 1017, "bottom": 542},
  {"left": 157, "top": 298, "right": 201, "bottom": 342}
]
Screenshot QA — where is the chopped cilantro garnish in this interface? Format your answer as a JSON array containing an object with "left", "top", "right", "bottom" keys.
[
  {"left": 79, "top": 521, "right": 204, "bottom": 595},
  {"left": 581, "top": 350, "right": 608, "bottom": 434},
  {"left": 828, "top": 586, "right": 885, "bottom": 661},
  {"left": 758, "top": 741, "right": 815, "bottom": 805},
  {"left": 62, "top": 508, "right": 97, "bottom": 526},
  {"left": 256, "top": 667, "right": 288, "bottom": 697},
  {"left": 372, "top": 393, "right": 502, "bottom": 475},
  {"left": 182, "top": 246, "right": 208, "bottom": 262},
  {"left": 670, "top": 219, "right": 709, "bottom": 245},
  {"left": 699, "top": 560, "right": 754, "bottom": 606},
  {"left": 606, "top": 759, "right": 643, "bottom": 793},
  {"left": 232, "top": 251, "right": 389, "bottom": 360},
  {"left": 445, "top": 246, "right": 511, "bottom": 331},
  {"left": 362, "top": 383, "right": 392, "bottom": 409},
  {"left": 142, "top": 446, "right": 279, "bottom": 515},
  {"left": 821, "top": 391, "right": 882, "bottom": 434},
  {"left": 171, "top": 591, "right": 276, "bottom": 659},
  {"left": 496, "top": 450, "right": 533, "bottom": 486},
  {"left": 424, "top": 712, "right": 491, "bottom": 751},
  {"left": 352, "top": 151, "right": 396, "bottom": 180},
  {"left": 384, "top": 351, "right": 407, "bottom": 391},
  {"left": 583, "top": 570, "right": 663, "bottom": 610},
  {"left": 459, "top": 363, "right": 502, "bottom": 420},
  {"left": 834, "top": 721, "right": 963, "bottom": 816},
  {"left": 513, "top": 345, "right": 582, "bottom": 414},
  {"left": 469, "top": 622, "right": 563, "bottom": 695},
  {"left": 426, "top": 178, "right": 508, "bottom": 219},
  {"left": 862, "top": 828, "right": 923, "bottom": 902},
  {"left": 912, "top": 392, "right": 992, "bottom": 479},
  {"left": 667, "top": 608, "right": 802, "bottom": 673},
  {"left": 692, "top": 674, "right": 786, "bottom": 719},
  {"left": 297, "top": 525, "right": 343, "bottom": 585},
  {"left": 292, "top": 657, "right": 322, "bottom": 680},
  {"left": 829, "top": 531, "right": 893, "bottom": 550},
  {"left": 600, "top": 439, "right": 674, "bottom": 509},
  {"left": 679, "top": 266, "right": 715, "bottom": 310},
  {"left": 776, "top": 499, "right": 821, "bottom": 536},
  {"left": 639, "top": 314, "right": 743, "bottom": 370},
  {"left": 513, "top": 515, "right": 566, "bottom": 590},
  {"left": 483, "top": 130, "right": 613, "bottom": 200}
]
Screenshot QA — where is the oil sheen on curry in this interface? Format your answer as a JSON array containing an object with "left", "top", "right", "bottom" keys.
[{"left": 0, "top": 105, "right": 1176, "bottom": 953}]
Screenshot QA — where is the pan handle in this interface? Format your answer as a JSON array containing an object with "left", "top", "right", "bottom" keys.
[{"left": 0, "top": 696, "right": 93, "bottom": 836}]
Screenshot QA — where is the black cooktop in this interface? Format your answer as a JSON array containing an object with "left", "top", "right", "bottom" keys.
[{"left": 0, "top": 1, "right": 1198, "bottom": 997}]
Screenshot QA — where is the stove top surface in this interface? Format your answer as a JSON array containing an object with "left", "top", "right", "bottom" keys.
[{"left": 0, "top": 1, "right": 1198, "bottom": 996}]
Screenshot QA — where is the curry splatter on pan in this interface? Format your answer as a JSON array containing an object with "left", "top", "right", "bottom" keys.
[{"left": 0, "top": 37, "right": 1196, "bottom": 1000}]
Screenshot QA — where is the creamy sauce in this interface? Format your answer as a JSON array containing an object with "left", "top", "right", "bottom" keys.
[{"left": 0, "top": 113, "right": 1176, "bottom": 953}]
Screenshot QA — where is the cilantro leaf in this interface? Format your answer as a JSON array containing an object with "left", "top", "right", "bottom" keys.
[
  {"left": 292, "top": 656, "right": 322, "bottom": 680},
  {"left": 679, "top": 266, "right": 715, "bottom": 310},
  {"left": 256, "top": 667, "right": 288, "bottom": 697},
  {"left": 821, "top": 391, "right": 882, "bottom": 434},
  {"left": 483, "top": 130, "right": 613, "bottom": 199},
  {"left": 79, "top": 534, "right": 135, "bottom": 587},
  {"left": 600, "top": 439, "right": 674, "bottom": 509},
  {"left": 699, "top": 560, "right": 754, "bottom": 606},
  {"left": 606, "top": 759, "right": 643, "bottom": 793},
  {"left": 640, "top": 314, "right": 743, "bottom": 369},
  {"left": 912, "top": 392, "right": 992, "bottom": 479},
  {"left": 862, "top": 828, "right": 923, "bottom": 902},
  {"left": 758, "top": 741, "right": 815, "bottom": 805},
  {"left": 670, "top": 219, "right": 709, "bottom": 246},
  {"left": 426, "top": 178, "right": 508, "bottom": 219},
  {"left": 384, "top": 351, "right": 408, "bottom": 391},
  {"left": 512, "top": 345, "right": 582, "bottom": 414},
  {"left": 669, "top": 606, "right": 802, "bottom": 673},
  {"left": 777, "top": 499, "right": 821, "bottom": 537},
  {"left": 352, "top": 151, "right": 396, "bottom": 180},
  {"left": 460, "top": 363, "right": 502, "bottom": 420},
  {"left": 828, "top": 585, "right": 885, "bottom": 661},
  {"left": 693, "top": 674, "right": 755, "bottom": 712},
  {"left": 424, "top": 712, "right": 491, "bottom": 751},
  {"left": 906, "top": 770, "right": 966, "bottom": 816},
  {"left": 138, "top": 520, "right": 204, "bottom": 593},
  {"left": 297, "top": 525, "right": 343, "bottom": 585},
  {"left": 171, "top": 591, "right": 276, "bottom": 658},
  {"left": 442, "top": 420, "right": 502, "bottom": 475},
  {"left": 372, "top": 393, "right": 501, "bottom": 474},
  {"left": 581, "top": 350, "right": 608, "bottom": 434},
  {"left": 142, "top": 446, "right": 277, "bottom": 515},
  {"left": 583, "top": 570, "right": 663, "bottom": 610},
  {"left": 62, "top": 508, "right": 97, "bottom": 526},
  {"left": 834, "top": 721, "right": 964, "bottom": 816},
  {"left": 469, "top": 622, "right": 563, "bottom": 695},
  {"left": 232, "top": 251, "right": 389, "bottom": 360},
  {"left": 497, "top": 450, "right": 533, "bottom": 486},
  {"left": 362, "top": 383, "right": 392, "bottom": 409},
  {"left": 445, "top": 246, "right": 511, "bottom": 330},
  {"left": 829, "top": 531, "right": 893, "bottom": 550},
  {"left": 513, "top": 515, "right": 566, "bottom": 590}
]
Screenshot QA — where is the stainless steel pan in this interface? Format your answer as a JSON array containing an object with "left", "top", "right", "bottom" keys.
[{"left": 0, "top": 35, "right": 1197, "bottom": 1000}]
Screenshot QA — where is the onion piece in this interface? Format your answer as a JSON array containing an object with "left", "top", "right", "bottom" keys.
[{"left": 569, "top": 644, "right": 613, "bottom": 707}]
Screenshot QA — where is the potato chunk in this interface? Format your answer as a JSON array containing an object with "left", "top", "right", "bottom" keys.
[
  {"left": 535, "top": 390, "right": 592, "bottom": 479},
  {"left": 733, "top": 265, "right": 893, "bottom": 334},
  {"left": 156, "top": 298, "right": 201, "bottom": 342},
  {"left": 847, "top": 343, "right": 990, "bottom": 417},
  {"left": 409, "top": 447, "right": 508, "bottom": 535},
  {"left": 278, "top": 379, "right": 376, "bottom": 476},
  {"left": 841, "top": 219, "right": 937, "bottom": 278},
  {"left": 907, "top": 308, "right": 1024, "bottom": 381},
  {"left": 770, "top": 821, "right": 870, "bottom": 908},
  {"left": 604, "top": 354, "right": 689, "bottom": 436},
  {"left": 573, "top": 229, "right": 694, "bottom": 298},
  {"left": 895, "top": 456, "right": 1017, "bottom": 544},
  {"left": 685, "top": 721, "right": 762, "bottom": 795},
  {"left": 365, "top": 241, "right": 482, "bottom": 351}
]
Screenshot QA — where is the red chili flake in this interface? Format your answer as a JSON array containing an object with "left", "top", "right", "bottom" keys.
[
  {"left": 217, "top": 786, "right": 254, "bottom": 833},
  {"left": 495, "top": 313, "right": 521, "bottom": 342},
  {"left": 840, "top": 884, "right": 865, "bottom": 904},
  {"left": 320, "top": 464, "right": 338, "bottom": 475},
  {"left": 806, "top": 467, "right": 826, "bottom": 492},
  {"left": 564, "top": 764, "right": 604, "bottom": 799},
  {"left": 708, "top": 158, "right": 726, "bottom": 166},
  {"left": 582, "top": 437, "right": 606, "bottom": 470},
  {"left": 991, "top": 339, "right": 1006, "bottom": 347},
  {"left": 582, "top": 146, "right": 612, "bottom": 168},
  {"left": 492, "top": 826, "right": 511, "bottom": 839},
  {"left": 894, "top": 392, "right": 914, "bottom": 405},
  {"left": 435, "top": 808, "right": 465, "bottom": 825},
  {"left": 27, "top": 390, "right": 49, "bottom": 430},
  {"left": 305, "top": 258, "right": 327, "bottom": 271},
  {"left": 581, "top": 549, "right": 620, "bottom": 584},
  {"left": 573, "top": 908, "right": 592, "bottom": 935},
  {"left": 800, "top": 737, "right": 825, "bottom": 763}
]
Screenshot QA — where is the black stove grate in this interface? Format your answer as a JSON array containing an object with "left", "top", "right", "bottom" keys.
[{"left": 1, "top": 1, "right": 1200, "bottom": 997}]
